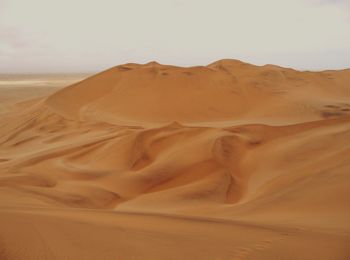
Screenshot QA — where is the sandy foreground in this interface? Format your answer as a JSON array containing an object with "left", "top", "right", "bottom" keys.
[{"left": 0, "top": 60, "right": 350, "bottom": 259}]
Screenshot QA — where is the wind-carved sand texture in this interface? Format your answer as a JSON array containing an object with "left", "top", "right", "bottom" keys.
[{"left": 0, "top": 60, "right": 350, "bottom": 259}]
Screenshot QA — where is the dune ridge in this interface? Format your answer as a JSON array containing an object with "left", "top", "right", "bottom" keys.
[
  {"left": 1, "top": 59, "right": 350, "bottom": 259},
  {"left": 46, "top": 59, "right": 350, "bottom": 125}
]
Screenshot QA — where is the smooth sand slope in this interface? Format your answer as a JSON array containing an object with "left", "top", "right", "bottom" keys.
[{"left": 0, "top": 60, "right": 350, "bottom": 259}]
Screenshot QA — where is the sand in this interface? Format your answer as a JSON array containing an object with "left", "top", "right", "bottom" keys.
[{"left": 0, "top": 60, "right": 350, "bottom": 259}]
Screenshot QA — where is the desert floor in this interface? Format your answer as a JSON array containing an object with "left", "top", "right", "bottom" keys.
[{"left": 0, "top": 61, "right": 350, "bottom": 259}]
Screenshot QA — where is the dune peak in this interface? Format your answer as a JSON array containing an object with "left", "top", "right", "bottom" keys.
[{"left": 45, "top": 59, "right": 350, "bottom": 126}]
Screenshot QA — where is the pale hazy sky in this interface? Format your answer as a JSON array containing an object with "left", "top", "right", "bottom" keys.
[{"left": 0, "top": 0, "right": 349, "bottom": 73}]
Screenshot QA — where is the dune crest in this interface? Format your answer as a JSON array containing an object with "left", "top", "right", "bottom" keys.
[
  {"left": 46, "top": 59, "right": 350, "bottom": 125},
  {"left": 1, "top": 60, "right": 350, "bottom": 259}
]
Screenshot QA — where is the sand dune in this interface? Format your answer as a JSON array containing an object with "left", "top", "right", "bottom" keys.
[
  {"left": 0, "top": 60, "right": 350, "bottom": 259},
  {"left": 47, "top": 59, "right": 350, "bottom": 125}
]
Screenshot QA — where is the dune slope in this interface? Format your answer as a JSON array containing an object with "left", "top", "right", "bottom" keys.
[
  {"left": 46, "top": 59, "right": 350, "bottom": 125},
  {"left": 1, "top": 60, "right": 350, "bottom": 259}
]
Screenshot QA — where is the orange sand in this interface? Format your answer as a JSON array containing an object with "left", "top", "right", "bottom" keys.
[{"left": 0, "top": 60, "right": 350, "bottom": 259}]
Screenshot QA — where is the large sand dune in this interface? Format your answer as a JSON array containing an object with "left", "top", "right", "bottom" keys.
[{"left": 0, "top": 60, "right": 350, "bottom": 259}]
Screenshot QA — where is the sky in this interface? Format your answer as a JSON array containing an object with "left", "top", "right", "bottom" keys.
[{"left": 0, "top": 0, "right": 350, "bottom": 73}]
